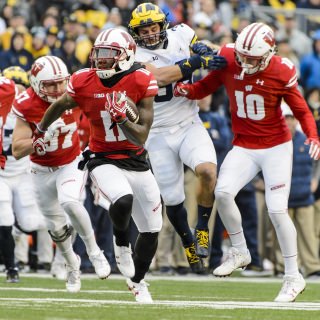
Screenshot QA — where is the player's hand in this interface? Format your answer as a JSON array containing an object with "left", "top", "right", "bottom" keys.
[
  {"left": 200, "top": 52, "right": 227, "bottom": 70},
  {"left": 305, "top": 138, "right": 320, "bottom": 160},
  {"left": 105, "top": 92, "right": 128, "bottom": 124},
  {"left": 0, "top": 153, "right": 6, "bottom": 170},
  {"left": 173, "top": 82, "right": 191, "bottom": 97},
  {"left": 44, "top": 118, "right": 65, "bottom": 142},
  {"left": 191, "top": 42, "right": 213, "bottom": 55},
  {"left": 32, "top": 124, "right": 47, "bottom": 156}
]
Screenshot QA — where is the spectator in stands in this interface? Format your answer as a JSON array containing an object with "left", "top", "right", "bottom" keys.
[
  {"left": 276, "top": 12, "right": 312, "bottom": 59},
  {"left": 0, "top": 30, "right": 33, "bottom": 71},
  {"left": 30, "top": 26, "right": 51, "bottom": 59},
  {"left": 274, "top": 103, "right": 320, "bottom": 279},
  {"left": 56, "top": 34, "right": 84, "bottom": 73},
  {"left": 300, "top": 30, "right": 320, "bottom": 91}
]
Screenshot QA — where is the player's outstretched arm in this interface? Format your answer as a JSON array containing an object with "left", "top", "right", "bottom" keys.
[
  {"left": 144, "top": 63, "right": 183, "bottom": 88},
  {"left": 38, "top": 93, "right": 77, "bottom": 132}
]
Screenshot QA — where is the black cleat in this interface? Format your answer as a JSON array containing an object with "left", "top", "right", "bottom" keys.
[
  {"left": 184, "top": 243, "right": 205, "bottom": 274},
  {"left": 195, "top": 228, "right": 210, "bottom": 258},
  {"left": 6, "top": 268, "right": 19, "bottom": 283}
]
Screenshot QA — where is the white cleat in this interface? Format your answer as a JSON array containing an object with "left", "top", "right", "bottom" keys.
[
  {"left": 51, "top": 261, "right": 67, "bottom": 280},
  {"left": 213, "top": 247, "right": 251, "bottom": 277},
  {"left": 66, "top": 255, "right": 81, "bottom": 293},
  {"left": 113, "top": 237, "right": 135, "bottom": 278},
  {"left": 126, "top": 278, "right": 153, "bottom": 304},
  {"left": 274, "top": 273, "right": 306, "bottom": 302},
  {"left": 89, "top": 250, "right": 111, "bottom": 279}
]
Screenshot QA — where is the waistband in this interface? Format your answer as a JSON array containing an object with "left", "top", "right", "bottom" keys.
[{"left": 30, "top": 162, "right": 63, "bottom": 173}]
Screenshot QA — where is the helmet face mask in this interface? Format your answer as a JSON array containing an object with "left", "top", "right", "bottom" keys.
[
  {"left": 90, "top": 28, "right": 136, "bottom": 79},
  {"left": 128, "top": 3, "right": 169, "bottom": 50},
  {"left": 30, "top": 56, "right": 70, "bottom": 103},
  {"left": 235, "top": 22, "right": 276, "bottom": 79}
]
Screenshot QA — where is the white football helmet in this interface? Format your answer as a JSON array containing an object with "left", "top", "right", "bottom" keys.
[
  {"left": 29, "top": 56, "right": 70, "bottom": 103},
  {"left": 235, "top": 22, "right": 276, "bottom": 79},
  {"left": 90, "top": 28, "right": 136, "bottom": 79}
]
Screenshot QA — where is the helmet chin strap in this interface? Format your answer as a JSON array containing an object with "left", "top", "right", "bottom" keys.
[
  {"left": 239, "top": 63, "right": 253, "bottom": 80},
  {"left": 239, "top": 63, "right": 260, "bottom": 80}
]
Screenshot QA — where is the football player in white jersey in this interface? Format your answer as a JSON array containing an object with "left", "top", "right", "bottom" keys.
[{"left": 128, "top": 2, "right": 227, "bottom": 272}]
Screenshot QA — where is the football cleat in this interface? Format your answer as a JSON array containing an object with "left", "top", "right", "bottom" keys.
[
  {"left": 127, "top": 279, "right": 153, "bottom": 303},
  {"left": 195, "top": 228, "right": 210, "bottom": 258},
  {"left": 89, "top": 250, "right": 111, "bottom": 279},
  {"left": 113, "top": 237, "right": 135, "bottom": 278},
  {"left": 51, "top": 260, "right": 67, "bottom": 280},
  {"left": 184, "top": 243, "right": 205, "bottom": 274},
  {"left": 66, "top": 255, "right": 81, "bottom": 293},
  {"left": 6, "top": 268, "right": 19, "bottom": 283},
  {"left": 213, "top": 247, "right": 251, "bottom": 277},
  {"left": 274, "top": 273, "right": 306, "bottom": 302}
]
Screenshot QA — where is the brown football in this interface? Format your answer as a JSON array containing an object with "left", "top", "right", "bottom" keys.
[{"left": 116, "top": 92, "right": 139, "bottom": 123}]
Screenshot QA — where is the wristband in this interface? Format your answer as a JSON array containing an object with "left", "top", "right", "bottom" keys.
[
  {"left": 36, "top": 123, "right": 47, "bottom": 133},
  {"left": 119, "top": 117, "right": 128, "bottom": 125}
]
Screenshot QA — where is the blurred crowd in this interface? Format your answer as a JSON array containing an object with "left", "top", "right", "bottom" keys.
[{"left": 1, "top": 0, "right": 320, "bottom": 280}]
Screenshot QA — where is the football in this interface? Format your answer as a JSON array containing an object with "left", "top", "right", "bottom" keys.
[{"left": 116, "top": 92, "right": 139, "bottom": 123}]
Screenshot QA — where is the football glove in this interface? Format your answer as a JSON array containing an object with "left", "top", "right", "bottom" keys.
[
  {"left": 177, "top": 53, "right": 227, "bottom": 78},
  {"left": 305, "top": 138, "right": 320, "bottom": 160},
  {"left": 32, "top": 124, "right": 47, "bottom": 156},
  {"left": 173, "top": 82, "right": 192, "bottom": 97},
  {"left": 44, "top": 118, "right": 65, "bottom": 142},
  {"left": 105, "top": 92, "right": 128, "bottom": 125},
  {"left": 191, "top": 42, "right": 214, "bottom": 55}
]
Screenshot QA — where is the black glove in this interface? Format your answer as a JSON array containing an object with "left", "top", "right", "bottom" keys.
[
  {"left": 191, "top": 42, "right": 214, "bottom": 55},
  {"left": 200, "top": 53, "right": 227, "bottom": 70}
]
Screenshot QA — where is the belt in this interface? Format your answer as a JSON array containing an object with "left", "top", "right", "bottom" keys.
[{"left": 31, "top": 163, "right": 61, "bottom": 173}]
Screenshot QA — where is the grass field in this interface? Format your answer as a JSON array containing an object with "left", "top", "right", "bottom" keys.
[{"left": 0, "top": 273, "right": 319, "bottom": 320}]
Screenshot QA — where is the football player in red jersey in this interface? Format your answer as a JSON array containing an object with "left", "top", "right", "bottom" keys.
[
  {"left": 32, "top": 28, "right": 162, "bottom": 303},
  {"left": 0, "top": 76, "right": 16, "bottom": 170},
  {"left": 12, "top": 56, "right": 111, "bottom": 293},
  {"left": 174, "top": 22, "right": 320, "bottom": 302}
]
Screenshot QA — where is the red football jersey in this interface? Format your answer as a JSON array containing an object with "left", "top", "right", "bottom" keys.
[
  {"left": 12, "top": 88, "right": 81, "bottom": 166},
  {"left": 67, "top": 68, "right": 158, "bottom": 157},
  {"left": 0, "top": 77, "right": 16, "bottom": 148},
  {"left": 78, "top": 111, "right": 90, "bottom": 151},
  {"left": 188, "top": 44, "right": 318, "bottom": 149}
]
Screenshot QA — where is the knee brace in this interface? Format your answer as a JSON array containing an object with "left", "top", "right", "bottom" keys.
[
  {"left": 48, "top": 225, "right": 74, "bottom": 243},
  {"left": 109, "top": 194, "right": 133, "bottom": 231}
]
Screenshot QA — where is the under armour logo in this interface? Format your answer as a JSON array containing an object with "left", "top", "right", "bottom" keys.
[
  {"left": 256, "top": 79, "right": 264, "bottom": 85},
  {"left": 65, "top": 109, "right": 73, "bottom": 115}
]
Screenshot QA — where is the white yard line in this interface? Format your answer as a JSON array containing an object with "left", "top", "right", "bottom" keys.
[{"left": 0, "top": 297, "right": 319, "bottom": 311}]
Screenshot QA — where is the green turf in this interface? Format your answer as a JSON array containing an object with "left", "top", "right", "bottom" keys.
[{"left": 0, "top": 275, "right": 319, "bottom": 320}]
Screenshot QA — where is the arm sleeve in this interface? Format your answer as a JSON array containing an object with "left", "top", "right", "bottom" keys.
[
  {"left": 284, "top": 87, "right": 319, "bottom": 140},
  {"left": 187, "top": 70, "right": 224, "bottom": 100}
]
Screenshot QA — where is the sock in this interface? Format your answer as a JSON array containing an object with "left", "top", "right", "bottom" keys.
[
  {"left": 196, "top": 205, "right": 212, "bottom": 229},
  {"left": 166, "top": 203, "right": 194, "bottom": 247}
]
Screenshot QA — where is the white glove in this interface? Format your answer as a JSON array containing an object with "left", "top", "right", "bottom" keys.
[{"left": 44, "top": 118, "right": 65, "bottom": 142}]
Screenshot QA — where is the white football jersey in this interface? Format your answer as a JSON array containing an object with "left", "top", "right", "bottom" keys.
[
  {"left": 135, "top": 23, "right": 199, "bottom": 130},
  {"left": 0, "top": 112, "right": 30, "bottom": 177}
]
